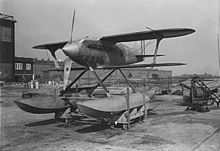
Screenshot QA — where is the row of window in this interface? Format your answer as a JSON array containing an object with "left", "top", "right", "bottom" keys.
[
  {"left": 0, "top": 26, "right": 12, "bottom": 42},
  {"left": 15, "top": 63, "right": 31, "bottom": 70}
]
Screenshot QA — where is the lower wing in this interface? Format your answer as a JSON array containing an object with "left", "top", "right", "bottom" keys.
[{"left": 44, "top": 63, "right": 186, "bottom": 71}]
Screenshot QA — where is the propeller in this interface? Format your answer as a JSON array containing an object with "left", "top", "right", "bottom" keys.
[
  {"left": 63, "top": 58, "right": 72, "bottom": 90},
  {"left": 62, "top": 9, "right": 78, "bottom": 57},
  {"left": 62, "top": 9, "right": 76, "bottom": 90},
  {"left": 70, "top": 9, "right": 76, "bottom": 43}
]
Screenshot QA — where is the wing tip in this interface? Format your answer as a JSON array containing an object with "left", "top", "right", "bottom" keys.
[
  {"left": 186, "top": 28, "right": 196, "bottom": 34},
  {"left": 33, "top": 45, "right": 46, "bottom": 49}
]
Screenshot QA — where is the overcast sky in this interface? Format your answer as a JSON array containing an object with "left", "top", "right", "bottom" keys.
[{"left": 1, "top": 0, "right": 220, "bottom": 75}]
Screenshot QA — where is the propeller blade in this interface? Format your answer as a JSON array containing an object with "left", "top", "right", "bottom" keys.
[
  {"left": 63, "top": 58, "right": 72, "bottom": 90},
  {"left": 70, "top": 9, "right": 76, "bottom": 42}
]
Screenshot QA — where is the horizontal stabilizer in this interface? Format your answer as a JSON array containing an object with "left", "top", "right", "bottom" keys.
[{"left": 136, "top": 54, "right": 164, "bottom": 58}]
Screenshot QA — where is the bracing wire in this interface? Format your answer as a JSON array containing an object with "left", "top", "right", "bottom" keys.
[
  {"left": 218, "top": 33, "right": 220, "bottom": 76},
  {"left": 127, "top": 40, "right": 155, "bottom": 56},
  {"left": 218, "top": 0, "right": 220, "bottom": 76},
  {"left": 190, "top": 0, "right": 220, "bottom": 75},
  {"left": 190, "top": 0, "right": 218, "bottom": 26}
]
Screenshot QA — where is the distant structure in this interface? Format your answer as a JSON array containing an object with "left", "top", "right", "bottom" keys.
[
  {"left": 0, "top": 13, "right": 16, "bottom": 82},
  {"left": 11, "top": 56, "right": 172, "bottom": 84},
  {"left": 14, "top": 57, "right": 34, "bottom": 82},
  {"left": 123, "top": 68, "right": 172, "bottom": 80},
  {"left": 13, "top": 57, "right": 64, "bottom": 83},
  {"left": 33, "top": 58, "right": 64, "bottom": 83},
  {"left": 67, "top": 68, "right": 172, "bottom": 85}
]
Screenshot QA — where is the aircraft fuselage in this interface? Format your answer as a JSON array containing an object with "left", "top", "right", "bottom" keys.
[{"left": 62, "top": 38, "right": 142, "bottom": 68}]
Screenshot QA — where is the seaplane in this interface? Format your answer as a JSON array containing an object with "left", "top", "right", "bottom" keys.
[{"left": 15, "top": 10, "right": 195, "bottom": 126}]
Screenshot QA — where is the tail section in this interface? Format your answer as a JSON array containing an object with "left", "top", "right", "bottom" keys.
[
  {"left": 136, "top": 54, "right": 164, "bottom": 62},
  {"left": 136, "top": 54, "right": 164, "bottom": 58}
]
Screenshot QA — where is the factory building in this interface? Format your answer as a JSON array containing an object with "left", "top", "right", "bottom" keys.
[
  {"left": 123, "top": 68, "right": 172, "bottom": 79},
  {"left": 33, "top": 58, "right": 64, "bottom": 83},
  {"left": 14, "top": 57, "right": 34, "bottom": 82},
  {"left": 0, "top": 13, "right": 16, "bottom": 82}
]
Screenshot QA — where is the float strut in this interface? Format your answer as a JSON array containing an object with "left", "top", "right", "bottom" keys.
[
  {"left": 59, "top": 68, "right": 88, "bottom": 96},
  {"left": 89, "top": 67, "right": 110, "bottom": 97}
]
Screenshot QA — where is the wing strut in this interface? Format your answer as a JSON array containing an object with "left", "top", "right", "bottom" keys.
[
  {"left": 145, "top": 27, "right": 164, "bottom": 64},
  {"left": 153, "top": 37, "right": 163, "bottom": 64},
  {"left": 51, "top": 50, "right": 60, "bottom": 68}
]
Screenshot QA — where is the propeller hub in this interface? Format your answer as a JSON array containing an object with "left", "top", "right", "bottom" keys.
[{"left": 62, "top": 43, "right": 79, "bottom": 57}]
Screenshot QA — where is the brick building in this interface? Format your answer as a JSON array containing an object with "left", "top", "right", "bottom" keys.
[
  {"left": 123, "top": 68, "right": 172, "bottom": 79},
  {"left": 0, "top": 13, "right": 16, "bottom": 82},
  {"left": 33, "top": 58, "right": 64, "bottom": 83},
  {"left": 14, "top": 57, "right": 34, "bottom": 82}
]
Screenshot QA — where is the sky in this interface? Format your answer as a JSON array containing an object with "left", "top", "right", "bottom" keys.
[{"left": 1, "top": 0, "right": 220, "bottom": 76}]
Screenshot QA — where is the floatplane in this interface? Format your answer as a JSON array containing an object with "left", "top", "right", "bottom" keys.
[{"left": 15, "top": 10, "right": 195, "bottom": 126}]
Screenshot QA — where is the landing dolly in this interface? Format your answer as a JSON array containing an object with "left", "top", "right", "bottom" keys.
[{"left": 180, "top": 75, "right": 220, "bottom": 112}]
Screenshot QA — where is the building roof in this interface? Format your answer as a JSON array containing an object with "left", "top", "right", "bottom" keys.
[
  {"left": 0, "top": 13, "right": 17, "bottom": 22},
  {"left": 15, "top": 57, "right": 33, "bottom": 63}
]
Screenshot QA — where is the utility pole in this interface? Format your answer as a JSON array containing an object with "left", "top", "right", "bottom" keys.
[{"left": 218, "top": 0, "right": 220, "bottom": 76}]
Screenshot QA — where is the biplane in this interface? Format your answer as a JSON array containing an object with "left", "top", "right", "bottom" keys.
[
  {"left": 15, "top": 10, "right": 195, "bottom": 125},
  {"left": 32, "top": 10, "right": 194, "bottom": 97}
]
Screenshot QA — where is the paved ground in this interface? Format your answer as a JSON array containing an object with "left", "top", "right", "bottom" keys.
[{"left": 1, "top": 86, "right": 220, "bottom": 151}]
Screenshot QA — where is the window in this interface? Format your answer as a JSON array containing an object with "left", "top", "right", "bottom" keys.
[
  {"left": 15, "top": 63, "right": 23, "bottom": 70},
  {"left": 26, "top": 63, "right": 31, "bottom": 70},
  {"left": 0, "top": 26, "right": 12, "bottom": 42}
]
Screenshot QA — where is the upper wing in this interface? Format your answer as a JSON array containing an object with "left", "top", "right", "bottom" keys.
[
  {"left": 44, "top": 63, "right": 185, "bottom": 72},
  {"left": 33, "top": 41, "right": 68, "bottom": 50},
  {"left": 33, "top": 41, "right": 68, "bottom": 68},
  {"left": 100, "top": 28, "right": 195, "bottom": 43}
]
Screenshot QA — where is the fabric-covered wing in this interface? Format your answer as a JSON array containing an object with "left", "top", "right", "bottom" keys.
[
  {"left": 99, "top": 63, "right": 186, "bottom": 69},
  {"left": 43, "top": 67, "right": 87, "bottom": 72},
  {"left": 100, "top": 28, "right": 195, "bottom": 43},
  {"left": 44, "top": 63, "right": 185, "bottom": 72},
  {"left": 33, "top": 41, "right": 68, "bottom": 50},
  {"left": 33, "top": 41, "right": 68, "bottom": 68}
]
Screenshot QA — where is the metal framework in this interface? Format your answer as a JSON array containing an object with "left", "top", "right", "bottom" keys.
[{"left": 180, "top": 75, "right": 220, "bottom": 112}]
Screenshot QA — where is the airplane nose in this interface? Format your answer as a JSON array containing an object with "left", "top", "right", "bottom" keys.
[{"left": 62, "top": 43, "right": 79, "bottom": 57}]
